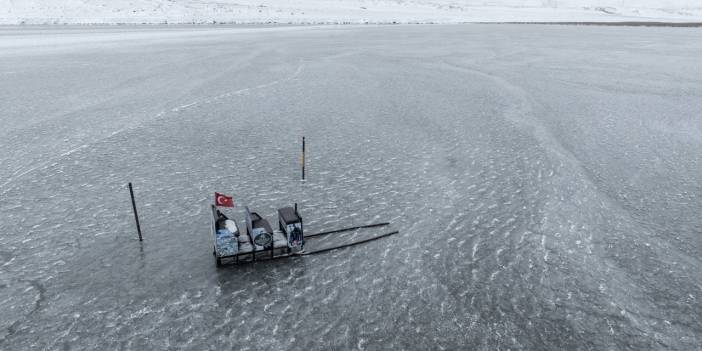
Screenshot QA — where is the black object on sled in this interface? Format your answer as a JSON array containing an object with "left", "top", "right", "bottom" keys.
[{"left": 278, "top": 204, "right": 304, "bottom": 251}]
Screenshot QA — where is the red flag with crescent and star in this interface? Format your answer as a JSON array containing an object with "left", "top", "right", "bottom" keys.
[{"left": 215, "top": 192, "right": 234, "bottom": 207}]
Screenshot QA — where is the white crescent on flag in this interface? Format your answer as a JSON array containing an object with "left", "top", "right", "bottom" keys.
[{"left": 215, "top": 192, "right": 233, "bottom": 207}]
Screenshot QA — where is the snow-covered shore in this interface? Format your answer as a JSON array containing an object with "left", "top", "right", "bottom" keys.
[{"left": 1, "top": 0, "right": 702, "bottom": 25}]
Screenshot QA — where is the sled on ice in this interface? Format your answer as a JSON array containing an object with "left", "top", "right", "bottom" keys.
[
  {"left": 211, "top": 205, "right": 295, "bottom": 266},
  {"left": 210, "top": 203, "right": 398, "bottom": 267}
]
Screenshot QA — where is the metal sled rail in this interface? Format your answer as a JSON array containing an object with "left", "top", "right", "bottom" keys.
[
  {"left": 219, "top": 231, "right": 399, "bottom": 264},
  {"left": 297, "top": 230, "right": 400, "bottom": 256},
  {"left": 305, "top": 222, "right": 390, "bottom": 238}
]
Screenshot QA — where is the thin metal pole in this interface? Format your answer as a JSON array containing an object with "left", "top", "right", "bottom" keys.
[
  {"left": 128, "top": 182, "right": 143, "bottom": 241},
  {"left": 301, "top": 136, "right": 306, "bottom": 180}
]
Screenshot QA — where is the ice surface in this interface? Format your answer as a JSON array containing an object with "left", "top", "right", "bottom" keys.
[
  {"left": 1, "top": 0, "right": 702, "bottom": 24},
  {"left": 0, "top": 25, "right": 701, "bottom": 350}
]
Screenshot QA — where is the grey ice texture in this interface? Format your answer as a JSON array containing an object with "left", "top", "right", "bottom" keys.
[{"left": 0, "top": 24, "right": 701, "bottom": 350}]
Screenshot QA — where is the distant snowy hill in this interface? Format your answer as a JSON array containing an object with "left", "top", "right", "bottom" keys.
[{"left": 1, "top": 0, "right": 701, "bottom": 24}]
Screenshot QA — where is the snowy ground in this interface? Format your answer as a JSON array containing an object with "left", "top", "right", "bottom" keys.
[
  {"left": 1, "top": 24, "right": 702, "bottom": 350},
  {"left": 2, "top": 0, "right": 702, "bottom": 24}
]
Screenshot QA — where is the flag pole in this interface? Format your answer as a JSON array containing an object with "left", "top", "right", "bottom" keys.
[{"left": 128, "top": 182, "right": 143, "bottom": 241}]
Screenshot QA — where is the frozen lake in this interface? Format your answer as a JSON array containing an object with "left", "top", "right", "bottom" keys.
[{"left": 1, "top": 24, "right": 701, "bottom": 350}]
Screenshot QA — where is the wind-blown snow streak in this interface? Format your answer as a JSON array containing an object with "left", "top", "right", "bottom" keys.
[
  {"left": 1, "top": 0, "right": 701, "bottom": 24},
  {"left": 0, "top": 58, "right": 304, "bottom": 195}
]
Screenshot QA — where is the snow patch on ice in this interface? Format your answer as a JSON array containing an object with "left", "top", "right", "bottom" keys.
[{"left": 1, "top": 0, "right": 701, "bottom": 24}]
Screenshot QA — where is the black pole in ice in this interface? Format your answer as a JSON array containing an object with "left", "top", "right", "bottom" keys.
[
  {"left": 128, "top": 182, "right": 143, "bottom": 241},
  {"left": 301, "top": 136, "right": 306, "bottom": 181}
]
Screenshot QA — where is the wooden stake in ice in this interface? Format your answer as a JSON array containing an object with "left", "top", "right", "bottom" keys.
[
  {"left": 301, "top": 136, "right": 306, "bottom": 181},
  {"left": 128, "top": 182, "right": 143, "bottom": 241}
]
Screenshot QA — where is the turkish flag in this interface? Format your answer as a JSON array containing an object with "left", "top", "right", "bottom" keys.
[{"left": 215, "top": 192, "right": 234, "bottom": 207}]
